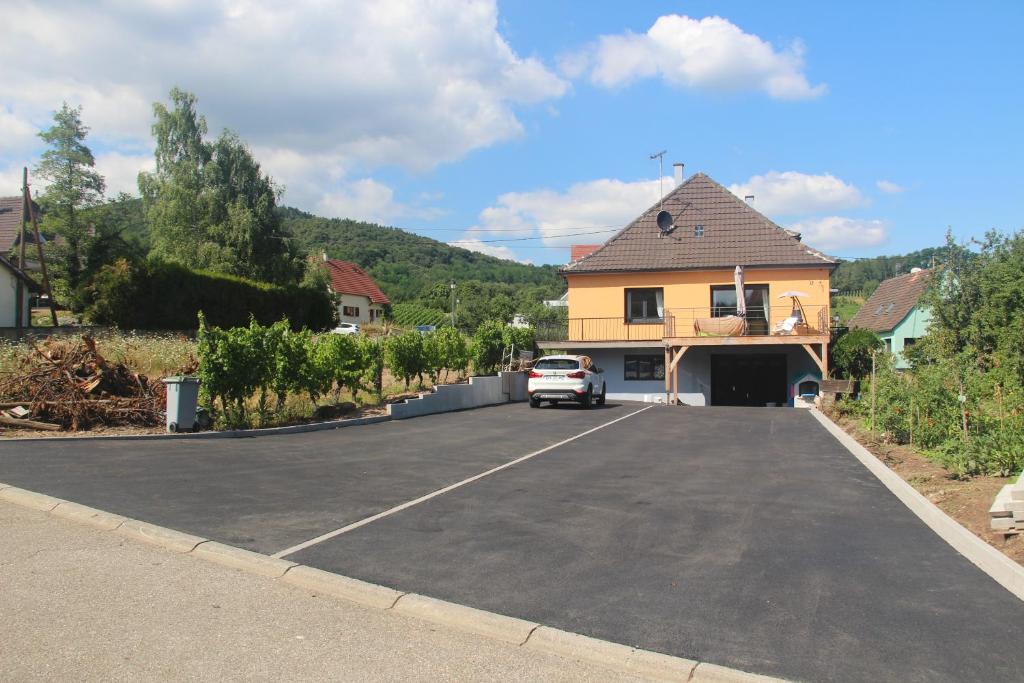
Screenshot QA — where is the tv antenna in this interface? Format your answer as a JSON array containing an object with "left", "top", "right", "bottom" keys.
[{"left": 649, "top": 149, "right": 666, "bottom": 209}]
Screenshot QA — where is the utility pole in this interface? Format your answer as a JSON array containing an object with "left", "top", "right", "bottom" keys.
[
  {"left": 450, "top": 280, "right": 457, "bottom": 328},
  {"left": 23, "top": 170, "right": 59, "bottom": 327},
  {"left": 650, "top": 150, "right": 666, "bottom": 210},
  {"left": 870, "top": 350, "right": 877, "bottom": 434}
]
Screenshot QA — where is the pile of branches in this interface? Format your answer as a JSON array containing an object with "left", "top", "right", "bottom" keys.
[{"left": 0, "top": 335, "right": 167, "bottom": 430}]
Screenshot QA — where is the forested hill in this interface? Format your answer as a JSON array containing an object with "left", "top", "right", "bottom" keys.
[
  {"left": 279, "top": 207, "right": 562, "bottom": 301},
  {"left": 832, "top": 247, "right": 944, "bottom": 294}
]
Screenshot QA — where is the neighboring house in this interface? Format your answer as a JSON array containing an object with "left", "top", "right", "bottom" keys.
[
  {"left": 848, "top": 268, "right": 932, "bottom": 369},
  {"left": 543, "top": 291, "right": 568, "bottom": 308},
  {"left": 321, "top": 256, "right": 390, "bottom": 325},
  {"left": 539, "top": 170, "right": 837, "bottom": 406},
  {"left": 0, "top": 254, "right": 39, "bottom": 328},
  {"left": 0, "top": 195, "right": 43, "bottom": 255}
]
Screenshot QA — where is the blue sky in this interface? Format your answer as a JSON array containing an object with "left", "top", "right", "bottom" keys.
[{"left": 3, "top": 1, "right": 1021, "bottom": 264}]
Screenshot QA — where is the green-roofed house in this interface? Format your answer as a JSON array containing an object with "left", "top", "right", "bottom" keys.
[{"left": 848, "top": 268, "right": 932, "bottom": 369}]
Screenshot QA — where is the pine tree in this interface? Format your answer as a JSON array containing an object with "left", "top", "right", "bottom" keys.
[{"left": 35, "top": 103, "right": 106, "bottom": 295}]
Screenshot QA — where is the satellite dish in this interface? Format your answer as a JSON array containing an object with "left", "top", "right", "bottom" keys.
[{"left": 656, "top": 210, "right": 675, "bottom": 235}]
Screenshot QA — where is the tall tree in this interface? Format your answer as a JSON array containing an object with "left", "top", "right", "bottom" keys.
[
  {"left": 139, "top": 88, "right": 298, "bottom": 283},
  {"left": 35, "top": 103, "right": 106, "bottom": 296}
]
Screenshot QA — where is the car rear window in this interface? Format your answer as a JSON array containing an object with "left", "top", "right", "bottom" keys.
[{"left": 534, "top": 358, "right": 580, "bottom": 370}]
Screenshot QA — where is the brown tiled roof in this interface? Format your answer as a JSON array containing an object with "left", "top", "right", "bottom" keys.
[
  {"left": 0, "top": 195, "right": 42, "bottom": 253},
  {"left": 323, "top": 258, "right": 390, "bottom": 304},
  {"left": 562, "top": 173, "right": 836, "bottom": 274},
  {"left": 848, "top": 269, "right": 931, "bottom": 333}
]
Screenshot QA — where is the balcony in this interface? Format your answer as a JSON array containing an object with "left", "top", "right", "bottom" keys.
[{"left": 536, "top": 305, "right": 831, "bottom": 347}]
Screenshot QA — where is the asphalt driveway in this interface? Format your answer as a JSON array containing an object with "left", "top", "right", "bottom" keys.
[{"left": 1, "top": 403, "right": 1022, "bottom": 682}]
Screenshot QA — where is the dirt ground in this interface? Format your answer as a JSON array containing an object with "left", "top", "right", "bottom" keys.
[{"left": 835, "top": 415, "right": 1024, "bottom": 566}]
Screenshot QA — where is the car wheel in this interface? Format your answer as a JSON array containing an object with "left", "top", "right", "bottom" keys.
[
  {"left": 596, "top": 383, "right": 606, "bottom": 405},
  {"left": 581, "top": 385, "right": 593, "bottom": 409},
  {"left": 529, "top": 397, "right": 541, "bottom": 408}
]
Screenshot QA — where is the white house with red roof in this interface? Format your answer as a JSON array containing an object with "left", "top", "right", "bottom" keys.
[{"left": 321, "top": 255, "right": 390, "bottom": 325}]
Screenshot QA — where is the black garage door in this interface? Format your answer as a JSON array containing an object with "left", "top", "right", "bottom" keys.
[{"left": 710, "top": 354, "right": 787, "bottom": 407}]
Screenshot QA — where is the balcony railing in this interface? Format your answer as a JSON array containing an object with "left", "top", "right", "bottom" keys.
[
  {"left": 536, "top": 305, "right": 830, "bottom": 343},
  {"left": 665, "top": 305, "right": 830, "bottom": 338}
]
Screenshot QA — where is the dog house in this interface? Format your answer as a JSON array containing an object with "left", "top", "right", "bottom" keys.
[{"left": 791, "top": 372, "right": 821, "bottom": 408}]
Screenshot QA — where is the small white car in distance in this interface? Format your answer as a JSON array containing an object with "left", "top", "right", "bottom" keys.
[
  {"left": 528, "top": 354, "right": 606, "bottom": 409},
  {"left": 331, "top": 322, "right": 360, "bottom": 335}
]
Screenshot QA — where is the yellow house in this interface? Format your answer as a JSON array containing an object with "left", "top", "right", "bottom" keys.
[{"left": 539, "top": 171, "right": 836, "bottom": 406}]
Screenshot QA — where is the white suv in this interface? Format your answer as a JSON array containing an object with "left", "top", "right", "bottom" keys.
[
  {"left": 331, "top": 323, "right": 360, "bottom": 335},
  {"left": 528, "top": 355, "right": 606, "bottom": 409}
]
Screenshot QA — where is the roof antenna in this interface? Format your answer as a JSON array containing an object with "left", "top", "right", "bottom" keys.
[{"left": 649, "top": 150, "right": 666, "bottom": 209}]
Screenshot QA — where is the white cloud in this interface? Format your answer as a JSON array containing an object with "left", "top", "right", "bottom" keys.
[
  {"left": 471, "top": 177, "right": 669, "bottom": 247},
  {"left": 95, "top": 152, "right": 154, "bottom": 196},
  {"left": 568, "top": 15, "right": 825, "bottom": 99},
  {"left": 448, "top": 238, "right": 527, "bottom": 263},
  {"left": 0, "top": 0, "right": 566, "bottom": 175},
  {"left": 728, "top": 171, "right": 863, "bottom": 216},
  {"left": 789, "top": 216, "right": 888, "bottom": 251},
  {"left": 876, "top": 179, "right": 904, "bottom": 194}
]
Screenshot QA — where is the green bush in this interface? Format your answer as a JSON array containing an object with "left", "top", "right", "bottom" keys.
[
  {"left": 359, "top": 336, "right": 386, "bottom": 398},
  {"left": 471, "top": 320, "right": 505, "bottom": 376},
  {"left": 87, "top": 258, "right": 335, "bottom": 331},
  {"left": 424, "top": 327, "right": 469, "bottom": 383},
  {"left": 197, "top": 314, "right": 273, "bottom": 428},
  {"left": 832, "top": 328, "right": 883, "bottom": 379},
  {"left": 502, "top": 325, "right": 535, "bottom": 354},
  {"left": 385, "top": 331, "right": 425, "bottom": 389},
  {"left": 313, "top": 333, "right": 367, "bottom": 403}
]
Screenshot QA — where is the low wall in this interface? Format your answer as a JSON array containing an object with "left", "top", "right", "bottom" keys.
[{"left": 387, "top": 372, "right": 527, "bottom": 419}]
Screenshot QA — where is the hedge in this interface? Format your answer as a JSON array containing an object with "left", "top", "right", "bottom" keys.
[{"left": 87, "top": 259, "right": 335, "bottom": 331}]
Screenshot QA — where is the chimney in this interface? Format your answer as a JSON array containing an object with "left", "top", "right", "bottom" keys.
[
  {"left": 570, "top": 244, "right": 601, "bottom": 262},
  {"left": 321, "top": 251, "right": 328, "bottom": 262},
  {"left": 673, "top": 163, "right": 684, "bottom": 187}
]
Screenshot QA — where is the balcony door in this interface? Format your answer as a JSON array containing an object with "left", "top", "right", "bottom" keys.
[{"left": 711, "top": 284, "right": 769, "bottom": 335}]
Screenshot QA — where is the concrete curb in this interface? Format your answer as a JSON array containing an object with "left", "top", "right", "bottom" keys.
[
  {"left": 692, "top": 662, "right": 787, "bottom": 682},
  {"left": 0, "top": 414, "right": 392, "bottom": 443},
  {"left": 810, "top": 409, "right": 1024, "bottom": 602},
  {"left": 525, "top": 626, "right": 703, "bottom": 682},
  {"left": 393, "top": 593, "right": 538, "bottom": 645},
  {"left": 0, "top": 480, "right": 791, "bottom": 682},
  {"left": 0, "top": 485, "right": 63, "bottom": 512},
  {"left": 281, "top": 565, "right": 404, "bottom": 610},
  {"left": 115, "top": 518, "right": 208, "bottom": 553},
  {"left": 51, "top": 501, "right": 127, "bottom": 531},
  {"left": 192, "top": 541, "right": 297, "bottom": 579}
]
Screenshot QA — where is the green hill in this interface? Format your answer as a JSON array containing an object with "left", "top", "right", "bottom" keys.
[{"left": 278, "top": 207, "right": 562, "bottom": 302}]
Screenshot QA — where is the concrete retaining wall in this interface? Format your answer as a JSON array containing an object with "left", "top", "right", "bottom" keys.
[{"left": 387, "top": 372, "right": 527, "bottom": 419}]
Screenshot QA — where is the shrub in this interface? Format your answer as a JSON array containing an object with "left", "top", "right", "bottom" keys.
[
  {"left": 385, "top": 331, "right": 425, "bottom": 389},
  {"left": 359, "top": 336, "right": 385, "bottom": 398},
  {"left": 424, "top": 327, "right": 469, "bottom": 383},
  {"left": 471, "top": 320, "right": 505, "bottom": 376},
  {"left": 832, "top": 328, "right": 883, "bottom": 379},
  {"left": 313, "top": 332, "right": 367, "bottom": 403},
  {"left": 88, "top": 258, "right": 335, "bottom": 331},
  {"left": 197, "top": 314, "right": 271, "bottom": 428},
  {"left": 502, "top": 324, "right": 535, "bottom": 354}
]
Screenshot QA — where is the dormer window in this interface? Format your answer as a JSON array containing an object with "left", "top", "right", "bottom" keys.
[{"left": 694, "top": 225, "right": 705, "bottom": 237}]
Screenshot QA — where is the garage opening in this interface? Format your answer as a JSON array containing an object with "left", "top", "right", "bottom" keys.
[{"left": 710, "top": 354, "right": 787, "bottom": 407}]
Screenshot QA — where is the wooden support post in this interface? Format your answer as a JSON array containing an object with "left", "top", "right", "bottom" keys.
[
  {"left": 821, "top": 342, "right": 829, "bottom": 378},
  {"left": 801, "top": 344, "right": 826, "bottom": 375},
  {"left": 664, "top": 346, "right": 671, "bottom": 404},
  {"left": 23, "top": 175, "right": 58, "bottom": 327}
]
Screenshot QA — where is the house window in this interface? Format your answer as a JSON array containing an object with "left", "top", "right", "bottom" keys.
[
  {"left": 904, "top": 337, "right": 917, "bottom": 347},
  {"left": 343, "top": 305, "right": 360, "bottom": 317},
  {"left": 884, "top": 338, "right": 893, "bottom": 353},
  {"left": 710, "top": 284, "right": 769, "bottom": 334},
  {"left": 625, "top": 288, "right": 663, "bottom": 323},
  {"left": 624, "top": 354, "right": 665, "bottom": 381},
  {"left": 694, "top": 224, "right": 704, "bottom": 237}
]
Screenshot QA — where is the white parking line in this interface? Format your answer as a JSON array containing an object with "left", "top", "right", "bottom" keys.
[{"left": 271, "top": 405, "right": 654, "bottom": 559}]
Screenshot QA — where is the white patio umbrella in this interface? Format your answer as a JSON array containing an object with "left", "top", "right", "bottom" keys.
[
  {"left": 777, "top": 290, "right": 810, "bottom": 299},
  {"left": 734, "top": 265, "right": 746, "bottom": 316}
]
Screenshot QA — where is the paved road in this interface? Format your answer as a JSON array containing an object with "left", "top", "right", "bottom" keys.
[
  {"left": 0, "top": 403, "right": 630, "bottom": 554},
  {"left": 2, "top": 403, "right": 1023, "bottom": 681},
  {"left": 0, "top": 500, "right": 642, "bottom": 682}
]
